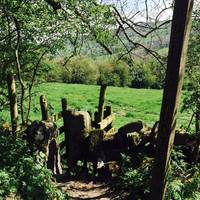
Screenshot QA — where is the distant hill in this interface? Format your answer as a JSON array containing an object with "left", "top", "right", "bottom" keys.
[{"left": 58, "top": 21, "right": 171, "bottom": 59}]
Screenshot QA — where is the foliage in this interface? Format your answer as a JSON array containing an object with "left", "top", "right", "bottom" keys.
[
  {"left": 118, "top": 154, "right": 152, "bottom": 198},
  {"left": 0, "top": 132, "right": 68, "bottom": 199},
  {"left": 182, "top": 9, "right": 200, "bottom": 125},
  {"left": 129, "top": 59, "right": 157, "bottom": 89},
  {"left": 117, "top": 149, "right": 200, "bottom": 200},
  {"left": 97, "top": 57, "right": 130, "bottom": 87},
  {"left": 62, "top": 56, "right": 98, "bottom": 84},
  {"left": 59, "top": 55, "right": 130, "bottom": 87},
  {"left": 0, "top": 0, "right": 116, "bottom": 123},
  {"left": 0, "top": 170, "right": 16, "bottom": 198},
  {"left": 41, "top": 58, "right": 63, "bottom": 82},
  {"left": 166, "top": 149, "right": 200, "bottom": 200}
]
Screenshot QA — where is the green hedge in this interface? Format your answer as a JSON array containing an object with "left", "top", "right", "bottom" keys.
[{"left": 41, "top": 55, "right": 165, "bottom": 89}]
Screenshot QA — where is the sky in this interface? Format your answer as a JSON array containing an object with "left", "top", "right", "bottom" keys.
[
  {"left": 102, "top": 0, "right": 173, "bottom": 22},
  {"left": 102, "top": 0, "right": 200, "bottom": 22}
]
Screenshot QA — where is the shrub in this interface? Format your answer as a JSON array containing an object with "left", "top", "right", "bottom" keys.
[
  {"left": 117, "top": 149, "right": 200, "bottom": 200},
  {"left": 97, "top": 57, "right": 130, "bottom": 87},
  {"left": 40, "top": 59, "right": 63, "bottom": 82},
  {"left": 62, "top": 56, "right": 99, "bottom": 85},
  {"left": 130, "top": 60, "right": 157, "bottom": 88},
  {"left": 0, "top": 132, "right": 68, "bottom": 199},
  {"left": 0, "top": 170, "right": 16, "bottom": 198}
]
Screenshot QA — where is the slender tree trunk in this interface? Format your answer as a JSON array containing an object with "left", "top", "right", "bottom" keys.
[
  {"left": 26, "top": 51, "right": 46, "bottom": 123},
  {"left": 193, "top": 102, "right": 200, "bottom": 164},
  {"left": 149, "top": 1, "right": 194, "bottom": 200},
  {"left": 7, "top": 74, "right": 18, "bottom": 134}
]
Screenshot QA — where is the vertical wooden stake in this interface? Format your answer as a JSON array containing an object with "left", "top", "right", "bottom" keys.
[
  {"left": 61, "top": 98, "right": 69, "bottom": 159},
  {"left": 97, "top": 85, "right": 107, "bottom": 123},
  {"left": 150, "top": 0, "right": 194, "bottom": 199},
  {"left": 7, "top": 74, "right": 18, "bottom": 134},
  {"left": 104, "top": 106, "right": 113, "bottom": 131},
  {"left": 40, "top": 95, "right": 48, "bottom": 121}
]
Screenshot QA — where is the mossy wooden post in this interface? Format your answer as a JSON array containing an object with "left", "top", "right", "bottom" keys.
[
  {"left": 61, "top": 98, "right": 69, "bottom": 159},
  {"left": 97, "top": 85, "right": 107, "bottom": 123},
  {"left": 150, "top": 0, "right": 194, "bottom": 199},
  {"left": 40, "top": 95, "right": 48, "bottom": 121},
  {"left": 104, "top": 106, "right": 112, "bottom": 131},
  {"left": 7, "top": 74, "right": 18, "bottom": 134},
  {"left": 94, "top": 111, "right": 98, "bottom": 123}
]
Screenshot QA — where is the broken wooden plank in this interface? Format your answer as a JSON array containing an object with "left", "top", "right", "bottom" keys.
[
  {"left": 105, "top": 127, "right": 117, "bottom": 136},
  {"left": 97, "top": 114, "right": 115, "bottom": 130}
]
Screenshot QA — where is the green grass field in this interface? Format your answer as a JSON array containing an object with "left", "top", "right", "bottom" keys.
[
  {"left": 24, "top": 83, "right": 190, "bottom": 129},
  {"left": 2, "top": 82, "right": 191, "bottom": 129}
]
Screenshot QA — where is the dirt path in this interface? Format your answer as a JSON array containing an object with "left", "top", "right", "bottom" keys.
[{"left": 56, "top": 176, "right": 127, "bottom": 200}]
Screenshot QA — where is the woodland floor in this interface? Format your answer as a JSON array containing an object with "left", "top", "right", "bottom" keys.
[{"left": 55, "top": 174, "right": 128, "bottom": 200}]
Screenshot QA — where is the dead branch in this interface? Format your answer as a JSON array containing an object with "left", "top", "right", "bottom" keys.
[{"left": 25, "top": 51, "right": 46, "bottom": 122}]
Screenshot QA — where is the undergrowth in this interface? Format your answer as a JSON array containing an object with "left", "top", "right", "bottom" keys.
[
  {"left": 0, "top": 131, "right": 68, "bottom": 200},
  {"left": 118, "top": 149, "right": 200, "bottom": 200}
]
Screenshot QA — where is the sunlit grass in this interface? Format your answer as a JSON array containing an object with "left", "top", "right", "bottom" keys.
[{"left": 26, "top": 83, "right": 190, "bottom": 129}]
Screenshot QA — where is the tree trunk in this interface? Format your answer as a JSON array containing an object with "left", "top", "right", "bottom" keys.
[
  {"left": 7, "top": 74, "right": 18, "bottom": 134},
  {"left": 193, "top": 102, "right": 200, "bottom": 164},
  {"left": 149, "top": 1, "right": 194, "bottom": 200}
]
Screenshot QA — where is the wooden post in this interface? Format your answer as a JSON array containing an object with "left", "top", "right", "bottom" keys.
[
  {"left": 97, "top": 85, "right": 107, "bottom": 123},
  {"left": 61, "top": 98, "right": 69, "bottom": 159},
  {"left": 104, "top": 106, "right": 113, "bottom": 131},
  {"left": 40, "top": 95, "right": 48, "bottom": 121},
  {"left": 61, "top": 98, "right": 67, "bottom": 111},
  {"left": 150, "top": 1, "right": 194, "bottom": 199},
  {"left": 7, "top": 74, "right": 18, "bottom": 134},
  {"left": 94, "top": 111, "right": 98, "bottom": 128}
]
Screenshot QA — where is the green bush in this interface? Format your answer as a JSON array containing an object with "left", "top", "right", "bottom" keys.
[
  {"left": 40, "top": 59, "right": 63, "bottom": 82},
  {"left": 117, "top": 149, "right": 200, "bottom": 200},
  {"left": 62, "top": 56, "right": 99, "bottom": 85},
  {"left": 0, "top": 132, "right": 68, "bottom": 199},
  {"left": 166, "top": 149, "right": 200, "bottom": 200},
  {"left": 97, "top": 57, "right": 129, "bottom": 87},
  {"left": 0, "top": 170, "right": 16, "bottom": 198},
  {"left": 130, "top": 60, "right": 157, "bottom": 88}
]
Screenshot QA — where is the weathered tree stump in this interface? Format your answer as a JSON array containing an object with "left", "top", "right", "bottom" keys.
[{"left": 25, "top": 120, "right": 62, "bottom": 174}]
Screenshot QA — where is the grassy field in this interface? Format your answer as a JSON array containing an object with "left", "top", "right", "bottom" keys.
[
  {"left": 23, "top": 82, "right": 190, "bottom": 129},
  {"left": 2, "top": 82, "right": 190, "bottom": 129}
]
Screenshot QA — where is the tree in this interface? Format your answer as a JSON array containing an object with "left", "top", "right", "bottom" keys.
[
  {"left": 150, "top": 0, "right": 194, "bottom": 199},
  {"left": 0, "top": 0, "right": 70, "bottom": 123}
]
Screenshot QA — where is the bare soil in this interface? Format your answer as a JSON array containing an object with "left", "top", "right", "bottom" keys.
[{"left": 55, "top": 175, "right": 128, "bottom": 200}]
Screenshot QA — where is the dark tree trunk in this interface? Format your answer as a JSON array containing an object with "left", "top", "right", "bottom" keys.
[
  {"left": 7, "top": 74, "right": 18, "bottom": 134},
  {"left": 149, "top": 1, "right": 194, "bottom": 199}
]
